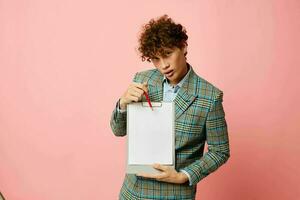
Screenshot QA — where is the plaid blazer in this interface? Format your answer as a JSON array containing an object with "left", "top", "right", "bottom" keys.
[{"left": 110, "top": 65, "right": 230, "bottom": 200}]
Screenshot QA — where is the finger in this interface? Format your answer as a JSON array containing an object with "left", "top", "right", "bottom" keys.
[
  {"left": 153, "top": 163, "right": 169, "bottom": 172},
  {"left": 132, "top": 82, "right": 145, "bottom": 90},
  {"left": 128, "top": 88, "right": 142, "bottom": 98},
  {"left": 129, "top": 89, "right": 144, "bottom": 102},
  {"left": 136, "top": 172, "right": 158, "bottom": 179},
  {"left": 136, "top": 172, "right": 168, "bottom": 180},
  {"left": 128, "top": 94, "right": 139, "bottom": 102},
  {"left": 131, "top": 87, "right": 144, "bottom": 97},
  {"left": 132, "top": 82, "right": 148, "bottom": 93}
]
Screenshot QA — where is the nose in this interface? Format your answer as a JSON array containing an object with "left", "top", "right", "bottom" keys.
[{"left": 160, "top": 59, "right": 169, "bottom": 70}]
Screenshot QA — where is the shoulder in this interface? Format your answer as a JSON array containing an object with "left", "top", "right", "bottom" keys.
[
  {"left": 133, "top": 68, "right": 162, "bottom": 84},
  {"left": 193, "top": 71, "right": 223, "bottom": 101}
]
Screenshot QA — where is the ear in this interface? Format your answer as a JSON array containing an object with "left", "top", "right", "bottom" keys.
[
  {"left": 183, "top": 43, "right": 187, "bottom": 54},
  {"left": 183, "top": 43, "right": 188, "bottom": 56}
]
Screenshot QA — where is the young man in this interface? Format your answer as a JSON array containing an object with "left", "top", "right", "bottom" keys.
[{"left": 110, "top": 15, "right": 230, "bottom": 200}]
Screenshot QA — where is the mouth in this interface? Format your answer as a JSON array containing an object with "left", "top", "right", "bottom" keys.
[{"left": 164, "top": 70, "right": 174, "bottom": 77}]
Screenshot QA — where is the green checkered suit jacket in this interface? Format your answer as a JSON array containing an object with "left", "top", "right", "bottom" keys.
[{"left": 110, "top": 65, "right": 230, "bottom": 200}]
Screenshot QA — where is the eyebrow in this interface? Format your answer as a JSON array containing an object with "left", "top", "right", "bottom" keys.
[{"left": 152, "top": 50, "right": 173, "bottom": 58}]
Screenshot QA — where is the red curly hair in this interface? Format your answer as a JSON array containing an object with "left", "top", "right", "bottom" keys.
[{"left": 137, "top": 14, "right": 188, "bottom": 62}]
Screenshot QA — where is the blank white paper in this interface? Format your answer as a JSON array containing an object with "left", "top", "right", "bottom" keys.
[{"left": 128, "top": 102, "right": 174, "bottom": 165}]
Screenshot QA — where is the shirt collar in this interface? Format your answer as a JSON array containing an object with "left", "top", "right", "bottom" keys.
[{"left": 163, "top": 63, "right": 191, "bottom": 88}]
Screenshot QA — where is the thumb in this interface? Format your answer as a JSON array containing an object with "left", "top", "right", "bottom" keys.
[
  {"left": 153, "top": 163, "right": 167, "bottom": 171},
  {"left": 142, "top": 82, "right": 148, "bottom": 93}
]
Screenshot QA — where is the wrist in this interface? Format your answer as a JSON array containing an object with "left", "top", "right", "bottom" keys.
[{"left": 178, "top": 172, "right": 189, "bottom": 184}]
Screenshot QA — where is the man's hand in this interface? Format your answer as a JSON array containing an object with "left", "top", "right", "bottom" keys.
[
  {"left": 136, "top": 163, "right": 189, "bottom": 184},
  {"left": 120, "top": 82, "right": 148, "bottom": 110}
]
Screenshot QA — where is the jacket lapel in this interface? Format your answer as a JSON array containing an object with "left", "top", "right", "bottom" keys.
[{"left": 174, "top": 67, "right": 198, "bottom": 120}]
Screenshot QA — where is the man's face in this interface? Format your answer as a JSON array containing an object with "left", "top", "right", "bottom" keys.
[{"left": 150, "top": 44, "right": 188, "bottom": 85}]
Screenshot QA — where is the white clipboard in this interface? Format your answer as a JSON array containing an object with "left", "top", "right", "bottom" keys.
[{"left": 126, "top": 102, "right": 175, "bottom": 174}]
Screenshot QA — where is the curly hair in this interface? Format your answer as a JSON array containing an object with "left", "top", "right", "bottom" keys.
[{"left": 137, "top": 14, "right": 188, "bottom": 62}]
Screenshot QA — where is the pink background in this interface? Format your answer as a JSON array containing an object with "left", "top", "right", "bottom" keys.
[{"left": 1, "top": 0, "right": 299, "bottom": 199}]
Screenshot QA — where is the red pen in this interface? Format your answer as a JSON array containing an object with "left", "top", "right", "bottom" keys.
[{"left": 143, "top": 91, "right": 153, "bottom": 111}]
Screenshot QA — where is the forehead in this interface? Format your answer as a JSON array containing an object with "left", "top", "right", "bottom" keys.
[
  {"left": 152, "top": 47, "right": 178, "bottom": 57},
  {"left": 159, "top": 47, "right": 176, "bottom": 52}
]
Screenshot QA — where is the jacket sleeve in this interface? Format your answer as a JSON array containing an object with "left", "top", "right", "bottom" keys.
[
  {"left": 182, "top": 91, "right": 230, "bottom": 185},
  {"left": 110, "top": 99, "right": 128, "bottom": 137},
  {"left": 109, "top": 73, "right": 139, "bottom": 137}
]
